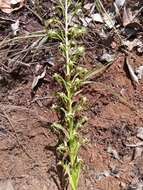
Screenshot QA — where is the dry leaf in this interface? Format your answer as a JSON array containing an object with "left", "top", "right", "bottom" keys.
[
  {"left": 137, "top": 127, "right": 143, "bottom": 140},
  {"left": 80, "top": 17, "right": 92, "bottom": 27},
  {"left": 115, "top": 0, "right": 126, "bottom": 7},
  {"left": 84, "top": 3, "right": 93, "bottom": 10},
  {"left": 126, "top": 57, "right": 139, "bottom": 84},
  {"left": 11, "top": 20, "right": 19, "bottom": 36},
  {"left": 123, "top": 39, "right": 143, "bottom": 52},
  {"left": 123, "top": 6, "right": 134, "bottom": 26},
  {"left": 103, "top": 13, "right": 115, "bottom": 29},
  {"left": 136, "top": 66, "right": 143, "bottom": 80},
  {"left": 32, "top": 67, "right": 46, "bottom": 90},
  {"left": 0, "top": 0, "right": 25, "bottom": 13},
  {"left": 91, "top": 13, "right": 103, "bottom": 23}
]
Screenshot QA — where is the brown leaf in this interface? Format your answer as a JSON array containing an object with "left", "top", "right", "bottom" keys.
[
  {"left": 0, "top": 0, "right": 25, "bottom": 13},
  {"left": 32, "top": 67, "right": 47, "bottom": 90},
  {"left": 126, "top": 57, "right": 139, "bottom": 84},
  {"left": 123, "top": 6, "right": 134, "bottom": 26}
]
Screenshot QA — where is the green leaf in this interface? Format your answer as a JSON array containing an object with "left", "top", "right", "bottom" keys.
[
  {"left": 51, "top": 123, "right": 69, "bottom": 138},
  {"left": 75, "top": 116, "right": 88, "bottom": 129},
  {"left": 46, "top": 29, "right": 63, "bottom": 41},
  {"left": 69, "top": 25, "right": 86, "bottom": 38},
  {"left": 57, "top": 141, "right": 68, "bottom": 153},
  {"left": 73, "top": 96, "right": 87, "bottom": 114},
  {"left": 53, "top": 73, "right": 66, "bottom": 88},
  {"left": 57, "top": 92, "right": 69, "bottom": 105},
  {"left": 84, "top": 62, "right": 112, "bottom": 80}
]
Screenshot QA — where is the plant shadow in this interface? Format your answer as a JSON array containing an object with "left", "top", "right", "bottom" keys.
[{"left": 45, "top": 143, "right": 69, "bottom": 190}]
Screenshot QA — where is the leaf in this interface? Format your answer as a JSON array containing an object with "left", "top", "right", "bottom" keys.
[
  {"left": 11, "top": 20, "right": 19, "bottom": 36},
  {"left": 80, "top": 17, "right": 92, "bottom": 27},
  {"left": 115, "top": 0, "right": 126, "bottom": 7},
  {"left": 84, "top": 62, "right": 112, "bottom": 81},
  {"left": 123, "top": 6, "right": 134, "bottom": 26},
  {"left": 53, "top": 73, "right": 67, "bottom": 88},
  {"left": 126, "top": 57, "right": 139, "bottom": 84},
  {"left": 83, "top": 3, "right": 93, "bottom": 10},
  {"left": 52, "top": 123, "right": 69, "bottom": 138},
  {"left": 103, "top": 13, "right": 115, "bottom": 29},
  {"left": 32, "top": 67, "right": 46, "bottom": 90},
  {"left": 91, "top": 13, "right": 103, "bottom": 23},
  {"left": 75, "top": 116, "right": 88, "bottom": 129},
  {"left": 137, "top": 127, "right": 143, "bottom": 140},
  {"left": 136, "top": 65, "right": 143, "bottom": 80},
  {"left": 0, "top": 0, "right": 25, "bottom": 13},
  {"left": 123, "top": 39, "right": 143, "bottom": 52},
  {"left": 57, "top": 92, "right": 69, "bottom": 105}
]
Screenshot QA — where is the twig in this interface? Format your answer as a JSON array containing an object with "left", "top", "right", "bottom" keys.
[
  {"left": 0, "top": 34, "right": 47, "bottom": 47},
  {"left": 31, "top": 96, "right": 54, "bottom": 103},
  {"left": 25, "top": 5, "right": 43, "bottom": 24}
]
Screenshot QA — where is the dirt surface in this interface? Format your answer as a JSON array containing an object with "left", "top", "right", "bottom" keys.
[{"left": 0, "top": 0, "right": 143, "bottom": 190}]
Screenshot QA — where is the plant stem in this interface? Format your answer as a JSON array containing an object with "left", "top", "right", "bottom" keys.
[
  {"left": 65, "top": 0, "right": 70, "bottom": 77},
  {"left": 64, "top": 0, "right": 76, "bottom": 176}
]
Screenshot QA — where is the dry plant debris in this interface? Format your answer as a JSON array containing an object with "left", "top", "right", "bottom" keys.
[
  {"left": 0, "top": 0, "right": 25, "bottom": 13},
  {"left": 0, "top": 0, "right": 143, "bottom": 190}
]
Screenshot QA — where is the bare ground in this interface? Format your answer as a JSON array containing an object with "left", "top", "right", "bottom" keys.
[{"left": 0, "top": 1, "right": 143, "bottom": 190}]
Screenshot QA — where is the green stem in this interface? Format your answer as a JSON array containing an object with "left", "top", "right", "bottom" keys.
[{"left": 65, "top": 0, "right": 70, "bottom": 77}]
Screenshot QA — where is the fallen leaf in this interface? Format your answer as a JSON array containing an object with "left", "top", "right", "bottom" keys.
[
  {"left": 80, "top": 17, "right": 92, "bottom": 27},
  {"left": 11, "top": 20, "right": 19, "bottom": 36},
  {"left": 103, "top": 13, "right": 115, "bottom": 29},
  {"left": 126, "top": 57, "right": 139, "bottom": 84},
  {"left": 115, "top": 0, "right": 126, "bottom": 7},
  {"left": 91, "top": 13, "right": 103, "bottom": 23},
  {"left": 98, "top": 29, "right": 107, "bottom": 38},
  {"left": 123, "top": 6, "right": 134, "bottom": 26},
  {"left": 136, "top": 66, "right": 143, "bottom": 80},
  {"left": 32, "top": 67, "right": 46, "bottom": 90},
  {"left": 84, "top": 3, "right": 93, "bottom": 10},
  {"left": 0, "top": 0, "right": 25, "bottom": 13},
  {"left": 137, "top": 127, "right": 143, "bottom": 140},
  {"left": 123, "top": 39, "right": 143, "bottom": 52}
]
